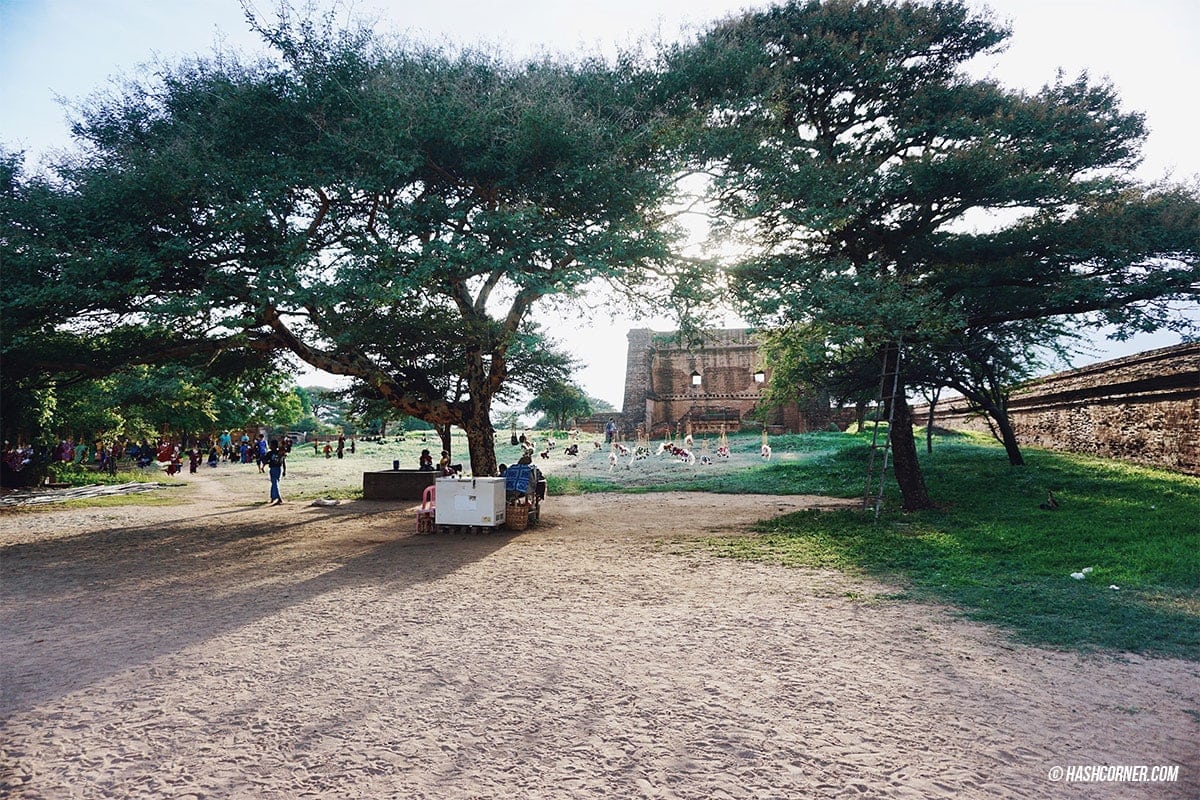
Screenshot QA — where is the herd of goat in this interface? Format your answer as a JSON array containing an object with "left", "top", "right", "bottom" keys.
[{"left": 517, "top": 433, "right": 773, "bottom": 470}]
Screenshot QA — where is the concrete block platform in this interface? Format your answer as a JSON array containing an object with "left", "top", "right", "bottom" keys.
[{"left": 362, "top": 469, "right": 437, "bottom": 501}]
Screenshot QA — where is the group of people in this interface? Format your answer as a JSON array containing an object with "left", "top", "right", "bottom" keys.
[
  {"left": 2, "top": 431, "right": 296, "bottom": 506},
  {"left": 418, "top": 448, "right": 457, "bottom": 475},
  {"left": 195, "top": 434, "right": 293, "bottom": 474},
  {"left": 2, "top": 437, "right": 196, "bottom": 475},
  {"left": 315, "top": 434, "right": 354, "bottom": 459},
  {"left": 415, "top": 446, "right": 545, "bottom": 506}
]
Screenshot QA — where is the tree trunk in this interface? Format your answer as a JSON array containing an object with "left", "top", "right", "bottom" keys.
[
  {"left": 978, "top": 398, "right": 1025, "bottom": 466},
  {"left": 461, "top": 412, "right": 498, "bottom": 476},
  {"left": 854, "top": 399, "right": 866, "bottom": 433},
  {"left": 995, "top": 413, "right": 1025, "bottom": 466},
  {"left": 925, "top": 387, "right": 940, "bottom": 454},
  {"left": 888, "top": 396, "right": 934, "bottom": 511},
  {"left": 954, "top": 379, "right": 1026, "bottom": 467},
  {"left": 435, "top": 423, "right": 452, "bottom": 459}
]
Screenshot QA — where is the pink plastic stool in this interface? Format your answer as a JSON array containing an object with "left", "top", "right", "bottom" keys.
[{"left": 416, "top": 484, "right": 436, "bottom": 533}]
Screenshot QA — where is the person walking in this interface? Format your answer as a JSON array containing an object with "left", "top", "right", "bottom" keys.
[{"left": 266, "top": 439, "right": 287, "bottom": 506}]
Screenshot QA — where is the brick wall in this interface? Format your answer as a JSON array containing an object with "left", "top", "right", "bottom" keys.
[
  {"left": 917, "top": 344, "right": 1200, "bottom": 475},
  {"left": 643, "top": 330, "right": 763, "bottom": 434}
]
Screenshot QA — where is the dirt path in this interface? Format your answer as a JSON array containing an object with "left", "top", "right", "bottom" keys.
[{"left": 1, "top": 473, "right": 1197, "bottom": 799}]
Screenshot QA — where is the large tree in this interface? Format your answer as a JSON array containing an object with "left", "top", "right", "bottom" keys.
[
  {"left": 12, "top": 11, "right": 690, "bottom": 475},
  {"left": 673, "top": 0, "right": 1200, "bottom": 509}
]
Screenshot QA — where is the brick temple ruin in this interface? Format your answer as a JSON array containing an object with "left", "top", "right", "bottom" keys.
[{"left": 580, "top": 328, "right": 841, "bottom": 437}]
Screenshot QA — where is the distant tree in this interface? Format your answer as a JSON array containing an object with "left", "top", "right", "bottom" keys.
[
  {"left": 526, "top": 381, "right": 593, "bottom": 430},
  {"left": 587, "top": 396, "right": 617, "bottom": 414},
  {"left": 9, "top": 362, "right": 302, "bottom": 446},
  {"left": 340, "top": 385, "right": 409, "bottom": 437},
  {"left": 304, "top": 388, "right": 354, "bottom": 432},
  {"left": 492, "top": 410, "right": 522, "bottom": 436}
]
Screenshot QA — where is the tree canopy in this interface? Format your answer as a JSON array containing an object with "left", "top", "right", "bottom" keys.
[{"left": 3, "top": 11, "right": 692, "bottom": 473}]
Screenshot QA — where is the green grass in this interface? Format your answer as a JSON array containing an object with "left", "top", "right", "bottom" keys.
[
  {"left": 55, "top": 492, "right": 187, "bottom": 508},
  {"left": 1, "top": 493, "right": 189, "bottom": 514},
  {"left": 290, "top": 485, "right": 364, "bottom": 501},
  {"left": 46, "top": 462, "right": 179, "bottom": 488},
  {"left": 702, "top": 431, "right": 1200, "bottom": 659}
]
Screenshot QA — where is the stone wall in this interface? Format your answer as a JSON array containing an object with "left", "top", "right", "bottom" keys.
[
  {"left": 917, "top": 344, "right": 1200, "bottom": 475},
  {"left": 573, "top": 414, "right": 625, "bottom": 436}
]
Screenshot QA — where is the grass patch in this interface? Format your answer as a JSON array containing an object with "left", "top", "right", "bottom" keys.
[
  {"left": 56, "top": 492, "right": 186, "bottom": 509},
  {"left": 1, "top": 482, "right": 188, "bottom": 512},
  {"left": 704, "top": 432, "right": 1200, "bottom": 659},
  {"left": 46, "top": 463, "right": 174, "bottom": 488}
]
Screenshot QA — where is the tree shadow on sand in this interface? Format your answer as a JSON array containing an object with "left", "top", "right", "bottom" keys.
[{"left": 0, "top": 502, "right": 515, "bottom": 716}]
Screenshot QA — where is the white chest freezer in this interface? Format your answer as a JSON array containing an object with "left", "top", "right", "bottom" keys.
[{"left": 435, "top": 477, "right": 506, "bottom": 527}]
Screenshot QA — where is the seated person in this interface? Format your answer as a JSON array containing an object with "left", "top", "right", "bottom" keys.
[
  {"left": 418, "top": 448, "right": 434, "bottom": 471},
  {"left": 505, "top": 458, "right": 534, "bottom": 501}
]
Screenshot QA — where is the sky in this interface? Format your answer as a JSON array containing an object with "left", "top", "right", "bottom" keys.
[{"left": 2, "top": 0, "right": 1198, "bottom": 407}]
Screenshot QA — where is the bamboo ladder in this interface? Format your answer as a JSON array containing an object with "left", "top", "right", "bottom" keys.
[{"left": 864, "top": 341, "right": 903, "bottom": 522}]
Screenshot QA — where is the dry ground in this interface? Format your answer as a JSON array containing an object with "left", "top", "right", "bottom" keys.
[{"left": 1, "top": 466, "right": 1197, "bottom": 799}]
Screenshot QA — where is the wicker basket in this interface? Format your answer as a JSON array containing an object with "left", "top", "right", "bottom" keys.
[{"left": 504, "top": 501, "right": 530, "bottom": 531}]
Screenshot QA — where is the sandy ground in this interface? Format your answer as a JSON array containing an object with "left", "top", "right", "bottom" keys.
[{"left": 1, "top": 468, "right": 1198, "bottom": 799}]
